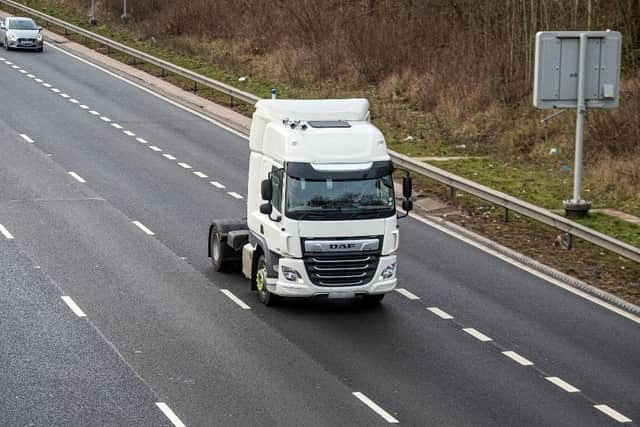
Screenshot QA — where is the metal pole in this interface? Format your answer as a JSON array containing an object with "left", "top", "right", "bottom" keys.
[
  {"left": 90, "top": 0, "right": 97, "bottom": 25},
  {"left": 564, "top": 33, "right": 591, "bottom": 217},
  {"left": 121, "top": 0, "right": 129, "bottom": 23}
]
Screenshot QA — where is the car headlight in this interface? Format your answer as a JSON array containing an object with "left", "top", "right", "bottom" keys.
[
  {"left": 8, "top": 33, "right": 17, "bottom": 41},
  {"left": 281, "top": 265, "right": 303, "bottom": 282},
  {"left": 37, "top": 33, "right": 43, "bottom": 41},
  {"left": 380, "top": 263, "right": 396, "bottom": 280}
]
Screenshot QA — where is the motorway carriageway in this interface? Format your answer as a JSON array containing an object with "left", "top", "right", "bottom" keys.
[{"left": 0, "top": 43, "right": 638, "bottom": 426}]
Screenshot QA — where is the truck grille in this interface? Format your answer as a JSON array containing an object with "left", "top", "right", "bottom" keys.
[{"left": 302, "top": 237, "right": 382, "bottom": 287}]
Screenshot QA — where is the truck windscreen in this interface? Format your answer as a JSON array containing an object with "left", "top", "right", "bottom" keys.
[{"left": 285, "top": 174, "right": 395, "bottom": 220}]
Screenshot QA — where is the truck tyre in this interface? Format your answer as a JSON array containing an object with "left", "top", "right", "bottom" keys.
[
  {"left": 255, "top": 254, "right": 278, "bottom": 306},
  {"left": 210, "top": 228, "right": 230, "bottom": 272},
  {"left": 363, "top": 294, "right": 385, "bottom": 304}
]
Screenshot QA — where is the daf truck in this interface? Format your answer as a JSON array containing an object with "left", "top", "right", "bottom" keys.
[{"left": 208, "top": 99, "right": 413, "bottom": 305}]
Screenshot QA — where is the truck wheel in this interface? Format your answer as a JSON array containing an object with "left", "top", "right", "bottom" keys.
[
  {"left": 210, "top": 228, "right": 230, "bottom": 272},
  {"left": 363, "top": 294, "right": 385, "bottom": 304},
  {"left": 255, "top": 254, "right": 278, "bottom": 306}
]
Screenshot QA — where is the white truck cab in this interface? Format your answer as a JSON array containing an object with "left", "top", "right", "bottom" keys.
[{"left": 208, "top": 99, "right": 412, "bottom": 305}]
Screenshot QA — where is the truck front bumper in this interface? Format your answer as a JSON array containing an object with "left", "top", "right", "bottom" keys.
[{"left": 267, "top": 255, "right": 397, "bottom": 298}]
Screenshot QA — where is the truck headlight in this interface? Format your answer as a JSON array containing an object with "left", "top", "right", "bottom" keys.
[
  {"left": 380, "top": 263, "right": 396, "bottom": 280},
  {"left": 281, "top": 265, "right": 302, "bottom": 282}
]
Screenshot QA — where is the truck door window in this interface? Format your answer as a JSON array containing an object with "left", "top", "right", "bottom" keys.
[{"left": 271, "top": 168, "right": 284, "bottom": 213}]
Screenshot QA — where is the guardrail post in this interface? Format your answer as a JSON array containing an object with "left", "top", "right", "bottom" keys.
[
  {"left": 161, "top": 68, "right": 165, "bottom": 78},
  {"left": 447, "top": 186, "right": 457, "bottom": 202},
  {"left": 557, "top": 232, "right": 573, "bottom": 250},
  {"left": 229, "top": 95, "right": 234, "bottom": 108},
  {"left": 504, "top": 207, "right": 509, "bottom": 222},
  {"left": 193, "top": 81, "right": 198, "bottom": 92}
]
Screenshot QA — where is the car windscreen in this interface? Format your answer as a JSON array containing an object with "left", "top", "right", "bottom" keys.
[{"left": 8, "top": 19, "right": 38, "bottom": 30}]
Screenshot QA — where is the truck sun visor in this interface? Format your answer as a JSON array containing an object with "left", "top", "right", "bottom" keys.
[{"left": 286, "top": 161, "right": 393, "bottom": 180}]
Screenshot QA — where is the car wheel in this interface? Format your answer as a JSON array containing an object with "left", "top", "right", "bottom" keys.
[
  {"left": 37, "top": 45, "right": 43, "bottom": 53},
  {"left": 255, "top": 254, "right": 278, "bottom": 306},
  {"left": 210, "top": 228, "right": 230, "bottom": 272}
]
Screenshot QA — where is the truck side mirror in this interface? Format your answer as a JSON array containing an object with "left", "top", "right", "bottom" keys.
[
  {"left": 260, "top": 203, "right": 273, "bottom": 215},
  {"left": 402, "top": 174, "right": 412, "bottom": 199},
  {"left": 402, "top": 199, "right": 413, "bottom": 212},
  {"left": 261, "top": 178, "right": 272, "bottom": 201}
]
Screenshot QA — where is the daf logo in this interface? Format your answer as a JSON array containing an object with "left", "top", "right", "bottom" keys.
[{"left": 304, "top": 239, "right": 380, "bottom": 253}]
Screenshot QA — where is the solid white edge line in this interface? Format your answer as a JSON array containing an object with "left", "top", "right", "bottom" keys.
[
  {"left": 46, "top": 42, "right": 248, "bottom": 140},
  {"left": 46, "top": 41, "right": 637, "bottom": 325},
  {"left": 193, "top": 171, "right": 208, "bottom": 178},
  {"left": 61, "top": 296, "right": 86, "bottom": 317},
  {"left": 408, "top": 214, "right": 640, "bottom": 325},
  {"left": 155, "top": 402, "right": 186, "bottom": 427},
  {"left": 502, "top": 351, "right": 534, "bottom": 366},
  {"left": 352, "top": 392, "right": 399, "bottom": 424},
  {"left": 0, "top": 224, "right": 14, "bottom": 239},
  {"left": 210, "top": 181, "right": 226, "bottom": 189},
  {"left": 68, "top": 171, "right": 86, "bottom": 183},
  {"left": 427, "top": 307, "right": 454, "bottom": 320},
  {"left": 545, "top": 377, "right": 580, "bottom": 393},
  {"left": 227, "top": 192, "right": 243, "bottom": 199},
  {"left": 20, "top": 133, "right": 34, "bottom": 143},
  {"left": 177, "top": 162, "right": 192, "bottom": 169},
  {"left": 594, "top": 404, "right": 632, "bottom": 423},
  {"left": 220, "top": 289, "right": 251, "bottom": 310},
  {"left": 394, "top": 288, "right": 420, "bottom": 300},
  {"left": 463, "top": 328, "right": 493, "bottom": 342},
  {"left": 132, "top": 221, "right": 155, "bottom": 236}
]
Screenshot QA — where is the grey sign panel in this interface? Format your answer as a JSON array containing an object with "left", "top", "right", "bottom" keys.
[{"left": 533, "top": 31, "right": 621, "bottom": 109}]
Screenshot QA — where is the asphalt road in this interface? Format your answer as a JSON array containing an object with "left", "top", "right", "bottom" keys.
[{"left": 0, "top": 44, "right": 638, "bottom": 426}]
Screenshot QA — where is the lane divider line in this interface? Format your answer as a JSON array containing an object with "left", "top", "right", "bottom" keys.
[
  {"left": 111, "top": 123, "right": 123, "bottom": 129},
  {"left": 0, "top": 224, "right": 14, "bottom": 240},
  {"left": 136, "top": 137, "right": 148, "bottom": 144},
  {"left": 221, "top": 289, "right": 251, "bottom": 310},
  {"left": 163, "top": 154, "right": 176, "bottom": 160},
  {"left": 19, "top": 69, "right": 27, "bottom": 74},
  {"left": 210, "top": 181, "right": 226, "bottom": 189},
  {"left": 427, "top": 307, "right": 454, "bottom": 320},
  {"left": 61, "top": 296, "right": 86, "bottom": 318},
  {"left": 123, "top": 130, "right": 136, "bottom": 136},
  {"left": 51, "top": 88, "right": 61, "bottom": 93},
  {"left": 89, "top": 110, "right": 100, "bottom": 115},
  {"left": 100, "top": 116, "right": 111, "bottom": 122},
  {"left": 27, "top": 74, "right": 36, "bottom": 78},
  {"left": 79, "top": 104, "right": 89, "bottom": 109},
  {"left": 155, "top": 402, "right": 186, "bottom": 427},
  {"left": 149, "top": 146, "right": 162, "bottom": 152},
  {"left": 68, "top": 171, "right": 86, "bottom": 184},
  {"left": 11, "top": 64, "right": 19, "bottom": 69},
  {"left": 502, "top": 351, "right": 534, "bottom": 366},
  {"left": 394, "top": 288, "right": 420, "bottom": 300},
  {"left": 463, "top": 328, "right": 493, "bottom": 342},
  {"left": 69, "top": 98, "right": 79, "bottom": 103},
  {"left": 132, "top": 221, "right": 155, "bottom": 236},
  {"left": 177, "top": 162, "right": 192, "bottom": 169},
  {"left": 545, "top": 377, "right": 580, "bottom": 393},
  {"left": 352, "top": 392, "right": 399, "bottom": 424},
  {"left": 20, "top": 134, "right": 34, "bottom": 143},
  {"left": 35, "top": 78, "right": 43, "bottom": 83},
  {"left": 43, "top": 83, "right": 52, "bottom": 87},
  {"left": 193, "top": 171, "right": 208, "bottom": 178},
  {"left": 60, "top": 93, "right": 70, "bottom": 98},
  {"left": 594, "top": 404, "right": 632, "bottom": 423},
  {"left": 227, "top": 192, "right": 243, "bottom": 199}
]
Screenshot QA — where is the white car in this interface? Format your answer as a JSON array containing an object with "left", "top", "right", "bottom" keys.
[{"left": 0, "top": 17, "right": 44, "bottom": 52}]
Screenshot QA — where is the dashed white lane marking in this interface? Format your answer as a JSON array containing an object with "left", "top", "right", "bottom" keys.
[
  {"left": 155, "top": 402, "right": 186, "bottom": 427},
  {"left": 35, "top": 78, "right": 43, "bottom": 83},
  {"left": 20, "top": 134, "right": 34, "bottom": 143},
  {"left": 60, "top": 93, "right": 70, "bottom": 98},
  {"left": 177, "top": 162, "right": 192, "bottom": 169},
  {"left": 19, "top": 69, "right": 27, "bottom": 74},
  {"left": 132, "top": 221, "right": 155, "bottom": 236},
  {"left": 149, "top": 146, "right": 162, "bottom": 152},
  {"left": 69, "top": 98, "right": 79, "bottom": 103},
  {"left": 352, "top": 392, "right": 399, "bottom": 424},
  {"left": 4, "top": 61, "right": 12, "bottom": 64},
  {"left": 136, "top": 137, "right": 148, "bottom": 144},
  {"left": 51, "top": 88, "right": 61, "bottom": 93},
  {"left": 100, "top": 116, "right": 111, "bottom": 122},
  {"left": 210, "top": 181, "right": 226, "bottom": 189},
  {"left": 502, "top": 351, "right": 534, "bottom": 366},
  {"left": 111, "top": 123, "right": 123, "bottom": 129},
  {"left": 394, "top": 288, "right": 420, "bottom": 300},
  {"left": 61, "top": 296, "right": 86, "bottom": 318},
  {"left": 11, "top": 65, "right": 19, "bottom": 69},
  {"left": 221, "top": 289, "right": 251, "bottom": 310},
  {"left": 0, "top": 224, "right": 14, "bottom": 240},
  {"left": 79, "top": 104, "right": 89, "bottom": 109},
  {"left": 27, "top": 74, "right": 35, "bottom": 78},
  {"left": 43, "top": 83, "right": 52, "bottom": 87},
  {"left": 89, "top": 110, "right": 100, "bottom": 115},
  {"left": 193, "top": 171, "right": 208, "bottom": 178},
  {"left": 227, "top": 192, "right": 243, "bottom": 199},
  {"left": 594, "top": 405, "right": 632, "bottom": 423},
  {"left": 463, "top": 328, "right": 493, "bottom": 342},
  {"left": 427, "top": 307, "right": 454, "bottom": 320},
  {"left": 163, "top": 154, "right": 176, "bottom": 160},
  {"left": 68, "top": 171, "right": 86, "bottom": 184},
  {"left": 123, "top": 130, "right": 135, "bottom": 136},
  {"left": 545, "top": 377, "right": 580, "bottom": 393}
]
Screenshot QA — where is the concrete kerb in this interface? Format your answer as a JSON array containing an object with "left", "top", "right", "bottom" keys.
[{"left": 7, "top": 7, "right": 638, "bottom": 317}]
